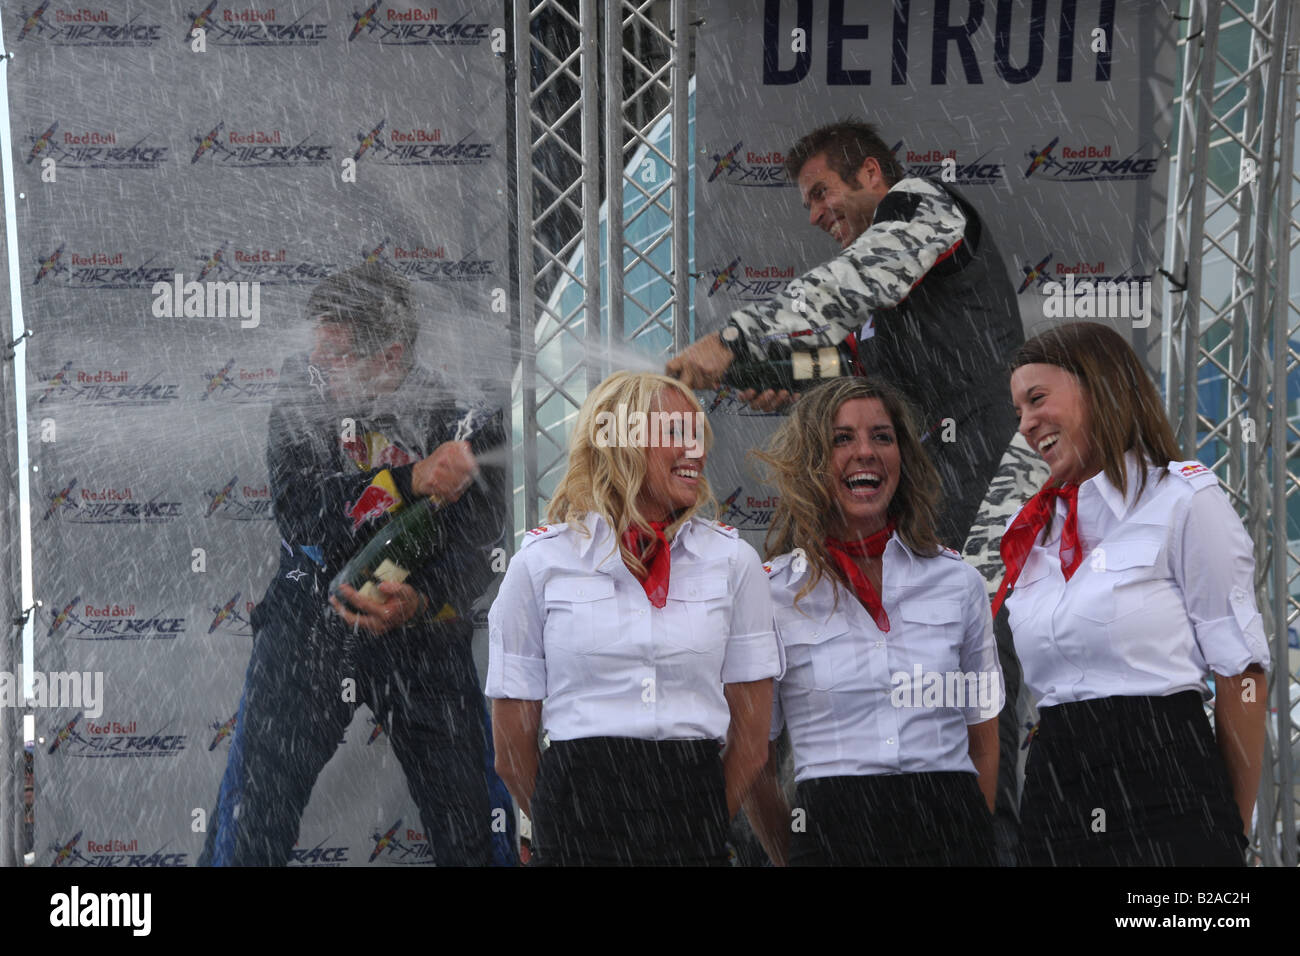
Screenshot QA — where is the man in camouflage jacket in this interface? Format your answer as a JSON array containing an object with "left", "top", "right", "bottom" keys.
[{"left": 670, "top": 120, "right": 1048, "bottom": 864}]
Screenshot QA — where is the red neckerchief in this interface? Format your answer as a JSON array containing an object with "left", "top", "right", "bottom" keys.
[
  {"left": 825, "top": 521, "right": 896, "bottom": 632},
  {"left": 622, "top": 520, "right": 673, "bottom": 608},
  {"left": 991, "top": 483, "right": 1081, "bottom": 618}
]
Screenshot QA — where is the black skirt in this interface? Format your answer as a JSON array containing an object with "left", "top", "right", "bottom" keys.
[
  {"left": 789, "top": 771, "right": 995, "bottom": 866},
  {"left": 530, "top": 736, "right": 730, "bottom": 867},
  {"left": 1018, "top": 691, "right": 1247, "bottom": 866}
]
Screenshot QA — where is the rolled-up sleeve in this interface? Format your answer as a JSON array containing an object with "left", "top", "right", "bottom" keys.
[
  {"left": 721, "top": 544, "right": 781, "bottom": 684},
  {"left": 486, "top": 548, "right": 548, "bottom": 700},
  {"left": 1174, "top": 487, "right": 1271, "bottom": 676},
  {"left": 958, "top": 567, "right": 1004, "bottom": 724}
]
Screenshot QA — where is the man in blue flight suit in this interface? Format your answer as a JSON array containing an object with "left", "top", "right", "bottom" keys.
[{"left": 200, "top": 263, "right": 516, "bottom": 866}]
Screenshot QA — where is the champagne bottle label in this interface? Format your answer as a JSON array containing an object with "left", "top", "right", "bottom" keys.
[
  {"left": 791, "top": 347, "right": 843, "bottom": 382},
  {"left": 357, "top": 559, "right": 411, "bottom": 601}
]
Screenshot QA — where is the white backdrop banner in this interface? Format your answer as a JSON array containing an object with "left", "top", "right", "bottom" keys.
[{"left": 8, "top": 0, "right": 511, "bottom": 867}]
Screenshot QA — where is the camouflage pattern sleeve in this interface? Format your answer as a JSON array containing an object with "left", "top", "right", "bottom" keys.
[{"left": 726, "top": 179, "right": 967, "bottom": 359}]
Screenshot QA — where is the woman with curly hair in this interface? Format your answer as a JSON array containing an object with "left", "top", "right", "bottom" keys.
[
  {"left": 744, "top": 376, "right": 1001, "bottom": 866},
  {"left": 487, "top": 371, "right": 780, "bottom": 866}
]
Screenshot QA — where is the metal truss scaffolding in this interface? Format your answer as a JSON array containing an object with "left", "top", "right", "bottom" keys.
[
  {"left": 1168, "top": 0, "right": 1299, "bottom": 866},
  {"left": 512, "top": 0, "right": 692, "bottom": 531}
]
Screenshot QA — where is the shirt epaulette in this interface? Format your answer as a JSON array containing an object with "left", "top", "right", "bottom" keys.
[
  {"left": 520, "top": 523, "right": 566, "bottom": 548},
  {"left": 938, "top": 545, "right": 963, "bottom": 560},
  {"left": 1167, "top": 460, "right": 1219, "bottom": 491},
  {"left": 764, "top": 552, "right": 793, "bottom": 576},
  {"left": 709, "top": 521, "right": 739, "bottom": 539}
]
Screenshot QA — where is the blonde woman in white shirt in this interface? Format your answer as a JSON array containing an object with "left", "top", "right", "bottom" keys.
[
  {"left": 1002, "top": 321, "right": 1269, "bottom": 866},
  {"left": 488, "top": 371, "right": 780, "bottom": 866},
  {"left": 744, "top": 376, "right": 1002, "bottom": 866}
]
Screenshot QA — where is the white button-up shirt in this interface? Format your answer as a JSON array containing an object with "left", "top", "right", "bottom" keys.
[
  {"left": 1005, "top": 453, "right": 1271, "bottom": 708},
  {"left": 486, "top": 514, "right": 780, "bottom": 743},
  {"left": 768, "top": 534, "right": 1002, "bottom": 784}
]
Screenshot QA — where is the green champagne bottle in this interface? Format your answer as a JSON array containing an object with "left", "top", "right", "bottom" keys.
[
  {"left": 723, "top": 341, "right": 857, "bottom": 393},
  {"left": 329, "top": 409, "right": 502, "bottom": 610},
  {"left": 329, "top": 494, "right": 447, "bottom": 604}
]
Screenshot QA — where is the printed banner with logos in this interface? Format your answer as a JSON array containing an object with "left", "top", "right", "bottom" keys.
[
  {"left": 694, "top": 0, "right": 1174, "bottom": 548},
  {"left": 6, "top": 0, "right": 510, "bottom": 867}
]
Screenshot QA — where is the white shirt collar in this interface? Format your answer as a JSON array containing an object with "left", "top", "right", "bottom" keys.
[
  {"left": 572, "top": 511, "right": 709, "bottom": 568},
  {"left": 1077, "top": 449, "right": 1148, "bottom": 520}
]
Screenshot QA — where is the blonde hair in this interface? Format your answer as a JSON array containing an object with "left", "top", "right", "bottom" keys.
[
  {"left": 548, "top": 371, "right": 717, "bottom": 576},
  {"left": 753, "top": 376, "right": 942, "bottom": 609}
]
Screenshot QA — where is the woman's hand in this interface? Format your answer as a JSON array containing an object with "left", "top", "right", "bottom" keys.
[
  {"left": 1214, "top": 666, "right": 1268, "bottom": 835},
  {"left": 493, "top": 699, "right": 543, "bottom": 817}
]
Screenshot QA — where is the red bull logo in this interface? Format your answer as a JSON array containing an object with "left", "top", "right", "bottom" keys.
[
  {"left": 208, "top": 714, "right": 237, "bottom": 751},
  {"left": 347, "top": 483, "right": 397, "bottom": 531}
]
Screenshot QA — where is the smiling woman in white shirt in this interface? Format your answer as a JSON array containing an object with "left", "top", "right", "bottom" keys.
[
  {"left": 1001, "top": 321, "right": 1270, "bottom": 866},
  {"left": 743, "top": 376, "right": 1003, "bottom": 866},
  {"left": 487, "top": 371, "right": 780, "bottom": 866}
]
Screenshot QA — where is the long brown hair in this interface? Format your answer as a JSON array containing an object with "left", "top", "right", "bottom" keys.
[
  {"left": 1010, "top": 322, "right": 1182, "bottom": 499},
  {"left": 753, "top": 376, "right": 941, "bottom": 609},
  {"left": 547, "top": 371, "right": 717, "bottom": 576}
]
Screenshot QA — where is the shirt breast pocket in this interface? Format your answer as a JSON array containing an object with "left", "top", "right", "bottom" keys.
[
  {"left": 661, "top": 571, "right": 730, "bottom": 659},
  {"left": 543, "top": 575, "right": 620, "bottom": 654},
  {"left": 776, "top": 609, "right": 857, "bottom": 691},
  {"left": 1073, "top": 539, "right": 1163, "bottom": 624},
  {"left": 898, "top": 599, "right": 965, "bottom": 672}
]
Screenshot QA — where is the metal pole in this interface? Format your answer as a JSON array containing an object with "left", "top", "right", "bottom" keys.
[
  {"left": 1269, "top": 0, "right": 1297, "bottom": 869},
  {"left": 1180, "top": 0, "right": 1223, "bottom": 454},
  {"left": 1165, "top": 0, "right": 1205, "bottom": 419},
  {"left": 606, "top": 0, "right": 626, "bottom": 359},
  {"left": 514, "top": 0, "right": 539, "bottom": 530},
  {"left": 1243, "top": 0, "right": 1284, "bottom": 867},
  {"left": 582, "top": 0, "right": 603, "bottom": 390},
  {"left": 671, "top": 0, "right": 690, "bottom": 352}
]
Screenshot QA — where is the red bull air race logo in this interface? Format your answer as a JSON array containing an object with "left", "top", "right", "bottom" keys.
[
  {"left": 706, "top": 257, "right": 796, "bottom": 300},
  {"left": 892, "top": 141, "right": 1004, "bottom": 186},
  {"left": 200, "top": 358, "right": 280, "bottom": 403},
  {"left": 351, "top": 120, "right": 492, "bottom": 167},
  {"left": 1017, "top": 253, "right": 1154, "bottom": 326},
  {"left": 360, "top": 239, "right": 494, "bottom": 284},
  {"left": 706, "top": 142, "right": 789, "bottom": 188},
  {"left": 204, "top": 476, "right": 273, "bottom": 520},
  {"left": 32, "top": 245, "right": 173, "bottom": 290},
  {"left": 348, "top": 3, "right": 490, "bottom": 45},
  {"left": 718, "top": 487, "right": 778, "bottom": 531},
  {"left": 1022, "top": 136, "right": 1161, "bottom": 183},
  {"left": 368, "top": 819, "right": 433, "bottom": 864},
  {"left": 36, "top": 361, "right": 181, "bottom": 407},
  {"left": 14, "top": 4, "right": 163, "bottom": 46},
  {"left": 1015, "top": 254, "right": 1154, "bottom": 294},
  {"left": 26, "top": 121, "right": 168, "bottom": 170},
  {"left": 191, "top": 121, "right": 332, "bottom": 167},
  {"left": 288, "top": 837, "right": 350, "bottom": 867},
  {"left": 183, "top": 246, "right": 332, "bottom": 287},
  {"left": 42, "top": 480, "right": 184, "bottom": 525},
  {"left": 184, "top": 2, "right": 327, "bottom": 45},
  {"left": 50, "top": 832, "right": 187, "bottom": 867},
  {"left": 46, "top": 715, "right": 188, "bottom": 759},
  {"left": 206, "top": 593, "right": 255, "bottom": 637},
  {"left": 45, "top": 597, "right": 186, "bottom": 642}
]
